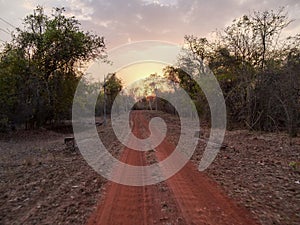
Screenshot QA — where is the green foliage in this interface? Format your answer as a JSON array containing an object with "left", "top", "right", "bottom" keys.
[
  {"left": 163, "top": 66, "right": 202, "bottom": 100},
  {"left": 104, "top": 73, "right": 123, "bottom": 113},
  {"left": 289, "top": 161, "right": 300, "bottom": 170},
  {"left": 0, "top": 6, "right": 106, "bottom": 129},
  {"left": 104, "top": 73, "right": 123, "bottom": 97}
]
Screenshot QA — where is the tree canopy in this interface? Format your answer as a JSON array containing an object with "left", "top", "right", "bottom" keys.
[
  {"left": 163, "top": 8, "right": 299, "bottom": 136},
  {"left": 0, "top": 6, "right": 106, "bottom": 130}
]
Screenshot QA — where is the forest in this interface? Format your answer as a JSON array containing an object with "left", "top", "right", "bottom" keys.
[{"left": 0, "top": 6, "right": 299, "bottom": 136}]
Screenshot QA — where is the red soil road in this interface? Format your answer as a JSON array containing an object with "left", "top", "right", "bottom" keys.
[{"left": 87, "top": 111, "right": 260, "bottom": 225}]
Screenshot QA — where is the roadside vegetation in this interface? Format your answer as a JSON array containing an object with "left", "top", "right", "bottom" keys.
[
  {"left": 0, "top": 6, "right": 106, "bottom": 130},
  {"left": 0, "top": 6, "right": 298, "bottom": 136},
  {"left": 132, "top": 8, "right": 300, "bottom": 136}
]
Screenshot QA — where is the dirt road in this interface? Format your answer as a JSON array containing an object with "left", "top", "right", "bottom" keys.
[{"left": 87, "top": 111, "right": 259, "bottom": 225}]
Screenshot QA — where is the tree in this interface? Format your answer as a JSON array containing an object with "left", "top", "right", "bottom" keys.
[
  {"left": 104, "top": 73, "right": 123, "bottom": 114},
  {"left": 0, "top": 46, "right": 28, "bottom": 130},
  {"left": 142, "top": 73, "right": 164, "bottom": 110},
  {"left": 0, "top": 6, "right": 106, "bottom": 129},
  {"left": 273, "top": 34, "right": 300, "bottom": 136},
  {"left": 174, "top": 8, "right": 299, "bottom": 135},
  {"left": 252, "top": 8, "right": 291, "bottom": 71},
  {"left": 211, "top": 8, "right": 294, "bottom": 131}
]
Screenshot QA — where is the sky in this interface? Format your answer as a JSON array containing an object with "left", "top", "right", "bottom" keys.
[{"left": 0, "top": 0, "right": 299, "bottom": 85}]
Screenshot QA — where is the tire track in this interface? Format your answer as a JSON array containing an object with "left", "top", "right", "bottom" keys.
[{"left": 86, "top": 111, "right": 260, "bottom": 225}]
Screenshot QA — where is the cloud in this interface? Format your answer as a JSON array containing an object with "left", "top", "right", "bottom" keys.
[
  {"left": 79, "top": 0, "right": 300, "bottom": 47},
  {"left": 0, "top": 0, "right": 299, "bottom": 47}
]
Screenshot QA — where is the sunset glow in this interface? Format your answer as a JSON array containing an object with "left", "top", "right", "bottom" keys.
[{"left": 116, "top": 62, "right": 166, "bottom": 87}]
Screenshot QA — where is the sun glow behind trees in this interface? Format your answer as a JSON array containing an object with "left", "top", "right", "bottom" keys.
[{"left": 116, "top": 62, "right": 165, "bottom": 87}]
